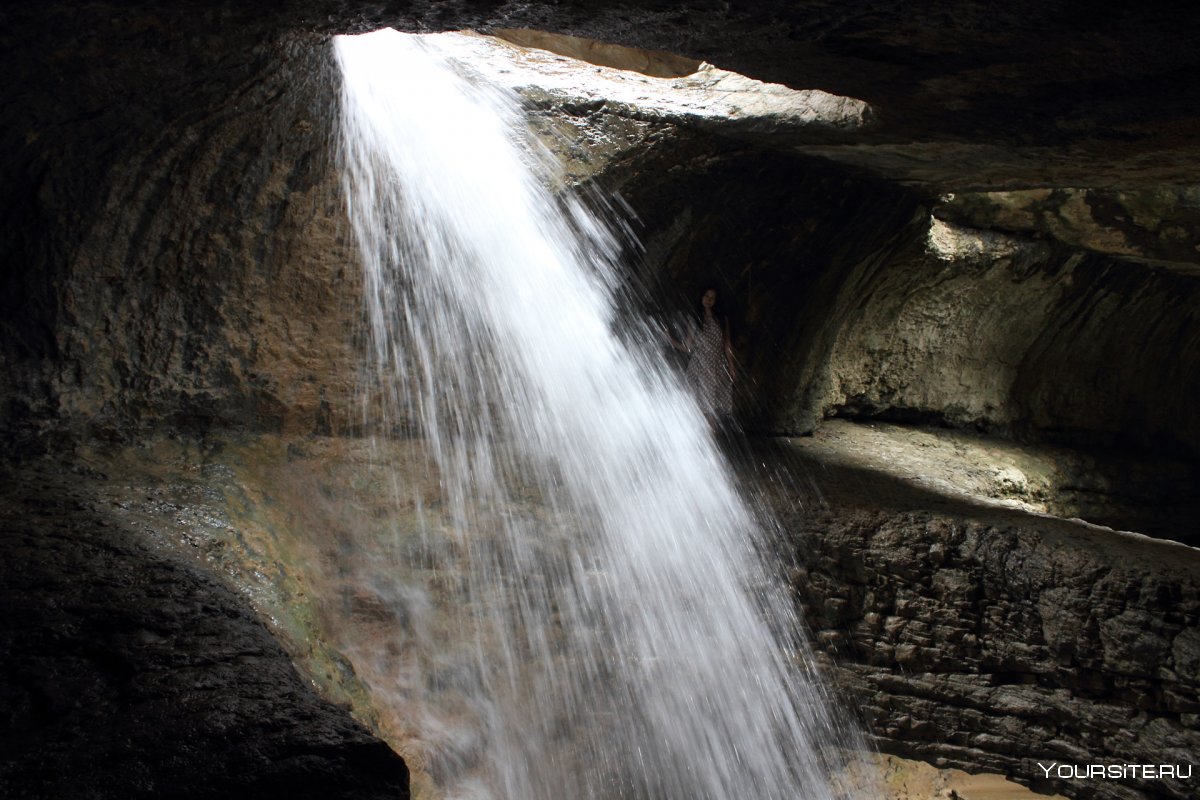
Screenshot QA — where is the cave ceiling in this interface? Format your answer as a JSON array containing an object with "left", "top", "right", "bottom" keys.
[
  {"left": 4, "top": 1, "right": 1200, "bottom": 286},
  {"left": 5, "top": 1, "right": 1200, "bottom": 191}
]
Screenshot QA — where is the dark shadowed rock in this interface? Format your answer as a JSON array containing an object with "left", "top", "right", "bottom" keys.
[{"left": 0, "top": 462, "right": 410, "bottom": 799}]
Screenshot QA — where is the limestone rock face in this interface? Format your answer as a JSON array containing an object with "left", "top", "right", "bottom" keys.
[
  {"left": 493, "top": 27, "right": 703, "bottom": 78},
  {"left": 935, "top": 188, "right": 1200, "bottom": 274},
  {"left": 771, "top": 445, "right": 1200, "bottom": 800},
  {"left": 2, "top": 34, "right": 362, "bottom": 453},
  {"left": 806, "top": 218, "right": 1200, "bottom": 458},
  {"left": 3, "top": 4, "right": 1200, "bottom": 799},
  {"left": 602, "top": 144, "right": 1200, "bottom": 459}
]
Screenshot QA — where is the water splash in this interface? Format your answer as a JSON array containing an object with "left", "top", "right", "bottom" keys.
[{"left": 335, "top": 28, "right": 863, "bottom": 799}]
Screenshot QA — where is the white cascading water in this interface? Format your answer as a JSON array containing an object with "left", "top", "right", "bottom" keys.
[{"left": 335, "top": 28, "right": 863, "bottom": 800}]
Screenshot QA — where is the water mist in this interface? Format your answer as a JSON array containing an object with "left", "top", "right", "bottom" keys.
[{"left": 334, "top": 28, "right": 865, "bottom": 799}]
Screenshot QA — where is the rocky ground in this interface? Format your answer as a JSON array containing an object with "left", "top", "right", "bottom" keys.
[
  {"left": 842, "top": 753, "right": 1066, "bottom": 800},
  {"left": 4, "top": 419, "right": 1192, "bottom": 798}
]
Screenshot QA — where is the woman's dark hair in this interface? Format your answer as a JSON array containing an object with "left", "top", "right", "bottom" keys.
[{"left": 696, "top": 286, "right": 726, "bottom": 324}]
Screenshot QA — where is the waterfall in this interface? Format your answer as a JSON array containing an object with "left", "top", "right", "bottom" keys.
[{"left": 334, "top": 28, "right": 863, "bottom": 800}]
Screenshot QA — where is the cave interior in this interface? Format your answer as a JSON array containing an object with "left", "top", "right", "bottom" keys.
[{"left": 2, "top": 3, "right": 1199, "bottom": 800}]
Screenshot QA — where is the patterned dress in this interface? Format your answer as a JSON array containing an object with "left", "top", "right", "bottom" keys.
[{"left": 686, "top": 315, "right": 733, "bottom": 417}]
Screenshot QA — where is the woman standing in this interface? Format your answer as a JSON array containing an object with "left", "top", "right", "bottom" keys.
[{"left": 670, "top": 287, "right": 737, "bottom": 427}]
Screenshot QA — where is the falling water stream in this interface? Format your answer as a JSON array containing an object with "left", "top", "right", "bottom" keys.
[{"left": 335, "top": 28, "right": 863, "bottom": 800}]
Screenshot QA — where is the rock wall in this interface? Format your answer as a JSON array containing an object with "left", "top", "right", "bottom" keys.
[
  {"left": 807, "top": 220, "right": 1200, "bottom": 459},
  {"left": 6, "top": 6, "right": 1200, "bottom": 465},
  {"left": 776, "top": 478, "right": 1200, "bottom": 800},
  {"left": 603, "top": 145, "right": 1200, "bottom": 459},
  {"left": 2, "top": 7, "right": 1199, "bottom": 800},
  {"left": 600, "top": 144, "right": 921, "bottom": 424},
  {"left": 3, "top": 34, "right": 363, "bottom": 454},
  {"left": 935, "top": 188, "right": 1200, "bottom": 274}
]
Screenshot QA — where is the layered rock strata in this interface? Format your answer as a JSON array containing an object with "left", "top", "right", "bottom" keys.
[
  {"left": 935, "top": 188, "right": 1200, "bottom": 274},
  {"left": 766, "top": 436, "right": 1200, "bottom": 800},
  {"left": 2, "top": 7, "right": 1199, "bottom": 800}
]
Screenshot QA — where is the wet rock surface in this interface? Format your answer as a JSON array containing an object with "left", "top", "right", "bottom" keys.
[
  {"left": 2, "top": 4, "right": 1199, "bottom": 798},
  {"left": 0, "top": 459, "right": 410, "bottom": 800},
  {"left": 5, "top": 428, "right": 1190, "bottom": 800},
  {"left": 746, "top": 424, "right": 1200, "bottom": 800}
]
